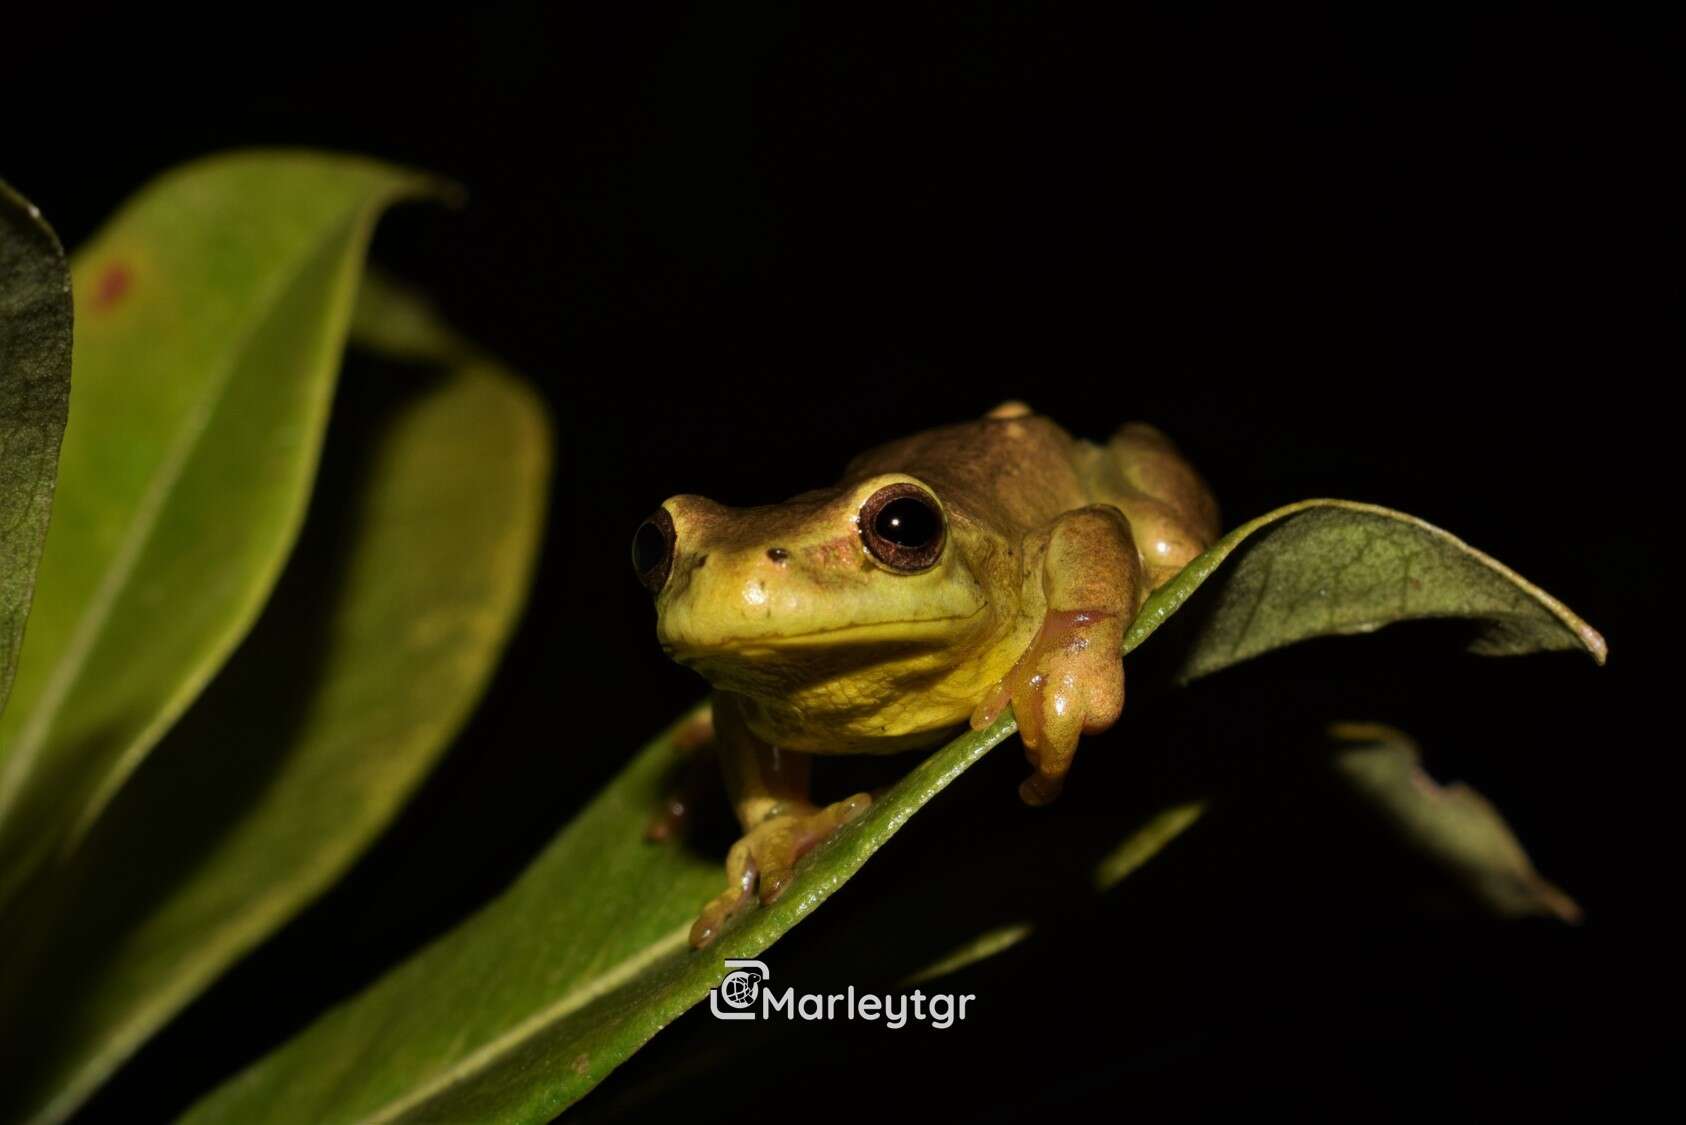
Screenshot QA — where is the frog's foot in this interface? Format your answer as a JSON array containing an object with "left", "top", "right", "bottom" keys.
[
  {"left": 690, "top": 793, "right": 873, "bottom": 948},
  {"left": 969, "top": 609, "right": 1124, "bottom": 806}
]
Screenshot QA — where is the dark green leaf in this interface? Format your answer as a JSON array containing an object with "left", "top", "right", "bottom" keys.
[
  {"left": 1324, "top": 722, "right": 1581, "bottom": 922},
  {"left": 1128, "top": 499, "right": 1606, "bottom": 679},
  {"left": 0, "top": 182, "right": 71, "bottom": 719}
]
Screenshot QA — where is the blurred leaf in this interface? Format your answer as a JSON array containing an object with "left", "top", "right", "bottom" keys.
[
  {"left": 184, "top": 499, "right": 1604, "bottom": 1123},
  {"left": 1324, "top": 722, "right": 1581, "bottom": 922},
  {"left": 900, "top": 799, "right": 1207, "bottom": 985},
  {"left": 0, "top": 153, "right": 441, "bottom": 908},
  {"left": 348, "top": 269, "right": 467, "bottom": 362},
  {"left": 903, "top": 922, "right": 1038, "bottom": 985},
  {"left": 1092, "top": 800, "right": 1209, "bottom": 891},
  {"left": 0, "top": 182, "right": 71, "bottom": 719},
  {"left": 0, "top": 310, "right": 550, "bottom": 1123}
]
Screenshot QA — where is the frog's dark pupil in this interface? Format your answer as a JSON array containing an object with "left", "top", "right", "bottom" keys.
[
  {"left": 874, "top": 497, "right": 939, "bottom": 548},
  {"left": 632, "top": 519, "right": 669, "bottom": 576}
]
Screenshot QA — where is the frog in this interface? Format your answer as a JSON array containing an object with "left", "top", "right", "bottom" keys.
[{"left": 632, "top": 402, "right": 1219, "bottom": 947}]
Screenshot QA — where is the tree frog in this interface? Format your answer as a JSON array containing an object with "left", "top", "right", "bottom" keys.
[{"left": 633, "top": 402, "right": 1219, "bottom": 946}]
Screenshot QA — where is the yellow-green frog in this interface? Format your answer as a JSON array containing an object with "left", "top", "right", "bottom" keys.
[{"left": 633, "top": 403, "right": 1218, "bottom": 946}]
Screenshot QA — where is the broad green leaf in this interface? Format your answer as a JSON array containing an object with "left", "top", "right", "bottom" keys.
[
  {"left": 1324, "top": 722, "right": 1581, "bottom": 922},
  {"left": 0, "top": 183, "right": 71, "bottom": 719},
  {"left": 0, "top": 153, "right": 440, "bottom": 907},
  {"left": 0, "top": 329, "right": 550, "bottom": 1123},
  {"left": 183, "top": 709, "right": 1022, "bottom": 1125},
  {"left": 186, "top": 498, "right": 1603, "bottom": 1123},
  {"left": 1128, "top": 499, "right": 1607, "bottom": 680}
]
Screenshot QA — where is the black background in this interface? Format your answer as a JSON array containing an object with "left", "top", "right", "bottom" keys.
[{"left": 6, "top": 3, "right": 1674, "bottom": 1122}]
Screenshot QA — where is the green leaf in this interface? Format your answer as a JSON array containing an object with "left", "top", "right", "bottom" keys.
[
  {"left": 0, "top": 317, "right": 550, "bottom": 1123},
  {"left": 1323, "top": 722, "right": 1581, "bottom": 922},
  {"left": 0, "top": 182, "right": 72, "bottom": 719},
  {"left": 1126, "top": 498, "right": 1607, "bottom": 679},
  {"left": 182, "top": 709, "right": 1021, "bottom": 1125},
  {"left": 0, "top": 152, "right": 441, "bottom": 908},
  {"left": 185, "top": 498, "right": 1603, "bottom": 1123}
]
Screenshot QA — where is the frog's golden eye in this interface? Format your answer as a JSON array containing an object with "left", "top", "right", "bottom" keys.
[
  {"left": 859, "top": 483, "right": 945, "bottom": 572},
  {"left": 632, "top": 508, "right": 676, "bottom": 593}
]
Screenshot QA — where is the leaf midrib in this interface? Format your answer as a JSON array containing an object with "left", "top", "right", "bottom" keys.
[{"left": 360, "top": 925, "right": 692, "bottom": 1125}]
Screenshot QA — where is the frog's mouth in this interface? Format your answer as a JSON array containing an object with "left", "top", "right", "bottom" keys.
[
  {"left": 660, "top": 607, "right": 986, "bottom": 662},
  {"left": 667, "top": 623, "right": 980, "bottom": 701}
]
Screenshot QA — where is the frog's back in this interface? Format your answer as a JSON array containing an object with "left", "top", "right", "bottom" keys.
[
  {"left": 848, "top": 402, "right": 1219, "bottom": 588},
  {"left": 843, "top": 403, "right": 1090, "bottom": 534}
]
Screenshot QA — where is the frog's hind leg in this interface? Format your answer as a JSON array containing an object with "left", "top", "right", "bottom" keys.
[
  {"left": 1100, "top": 422, "right": 1221, "bottom": 589},
  {"left": 689, "top": 693, "right": 872, "bottom": 948}
]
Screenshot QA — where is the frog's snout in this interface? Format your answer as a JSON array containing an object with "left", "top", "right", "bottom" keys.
[
  {"left": 652, "top": 492, "right": 852, "bottom": 650},
  {"left": 637, "top": 495, "right": 763, "bottom": 598},
  {"left": 645, "top": 494, "right": 750, "bottom": 605}
]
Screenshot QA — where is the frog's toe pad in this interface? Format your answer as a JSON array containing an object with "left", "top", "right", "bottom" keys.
[
  {"left": 1018, "top": 770, "right": 1066, "bottom": 807},
  {"left": 689, "top": 792, "right": 872, "bottom": 949},
  {"left": 977, "top": 609, "right": 1124, "bottom": 806}
]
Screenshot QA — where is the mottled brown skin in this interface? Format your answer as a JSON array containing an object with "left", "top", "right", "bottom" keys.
[{"left": 643, "top": 403, "right": 1218, "bottom": 947}]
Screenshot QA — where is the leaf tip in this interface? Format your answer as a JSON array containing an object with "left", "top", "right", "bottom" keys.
[{"left": 1580, "top": 622, "right": 1608, "bottom": 666}]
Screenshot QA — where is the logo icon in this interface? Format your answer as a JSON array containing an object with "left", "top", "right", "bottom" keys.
[{"left": 709, "top": 958, "right": 769, "bottom": 1020}]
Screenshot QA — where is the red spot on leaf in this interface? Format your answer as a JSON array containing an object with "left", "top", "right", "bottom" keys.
[{"left": 91, "top": 263, "right": 131, "bottom": 310}]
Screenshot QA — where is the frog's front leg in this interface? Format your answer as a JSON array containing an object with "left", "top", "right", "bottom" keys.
[
  {"left": 690, "top": 693, "right": 872, "bottom": 948},
  {"left": 970, "top": 505, "right": 1141, "bottom": 806}
]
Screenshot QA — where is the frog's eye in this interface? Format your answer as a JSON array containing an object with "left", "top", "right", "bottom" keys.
[
  {"left": 632, "top": 508, "right": 676, "bottom": 593},
  {"left": 858, "top": 483, "right": 945, "bottom": 572}
]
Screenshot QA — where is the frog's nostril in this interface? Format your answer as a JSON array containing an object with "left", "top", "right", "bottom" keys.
[
  {"left": 631, "top": 509, "right": 676, "bottom": 593},
  {"left": 766, "top": 547, "right": 790, "bottom": 564}
]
